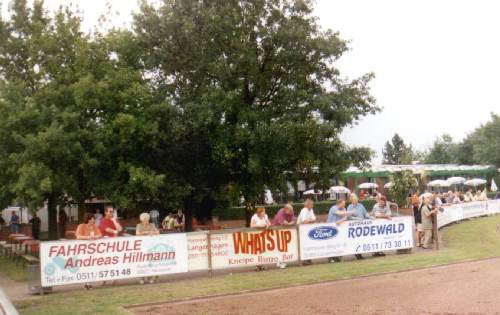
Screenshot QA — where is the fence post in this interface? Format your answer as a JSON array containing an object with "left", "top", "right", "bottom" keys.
[
  {"left": 207, "top": 231, "right": 213, "bottom": 277},
  {"left": 432, "top": 213, "right": 439, "bottom": 250},
  {"left": 296, "top": 224, "right": 302, "bottom": 265}
]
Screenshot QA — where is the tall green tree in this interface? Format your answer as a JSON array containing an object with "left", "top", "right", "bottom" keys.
[
  {"left": 0, "top": 0, "right": 154, "bottom": 238},
  {"left": 424, "top": 134, "right": 458, "bottom": 164},
  {"left": 389, "top": 170, "right": 418, "bottom": 207},
  {"left": 465, "top": 113, "right": 500, "bottom": 167},
  {"left": 134, "top": 0, "right": 378, "bottom": 226},
  {"left": 382, "top": 133, "right": 413, "bottom": 164}
]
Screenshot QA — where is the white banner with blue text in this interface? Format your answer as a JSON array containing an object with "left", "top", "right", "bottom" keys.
[{"left": 298, "top": 216, "right": 414, "bottom": 260}]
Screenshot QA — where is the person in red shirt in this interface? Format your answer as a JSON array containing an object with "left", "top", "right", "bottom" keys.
[{"left": 99, "top": 207, "right": 123, "bottom": 237}]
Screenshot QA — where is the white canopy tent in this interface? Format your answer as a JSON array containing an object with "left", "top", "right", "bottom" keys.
[
  {"left": 427, "top": 180, "right": 451, "bottom": 188},
  {"left": 465, "top": 178, "right": 487, "bottom": 187},
  {"left": 329, "top": 186, "right": 350, "bottom": 194},
  {"left": 358, "top": 183, "right": 378, "bottom": 189},
  {"left": 447, "top": 177, "right": 466, "bottom": 185},
  {"left": 384, "top": 182, "right": 394, "bottom": 189}
]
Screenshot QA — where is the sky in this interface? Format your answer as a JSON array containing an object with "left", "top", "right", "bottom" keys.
[{"left": 2, "top": 0, "right": 500, "bottom": 163}]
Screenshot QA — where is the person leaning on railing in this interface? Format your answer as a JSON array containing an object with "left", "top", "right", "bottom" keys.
[
  {"left": 136, "top": 212, "right": 160, "bottom": 284},
  {"left": 326, "top": 199, "right": 353, "bottom": 263},
  {"left": 347, "top": 194, "right": 372, "bottom": 260},
  {"left": 99, "top": 207, "right": 123, "bottom": 237},
  {"left": 297, "top": 199, "right": 316, "bottom": 225},
  {"left": 76, "top": 213, "right": 103, "bottom": 290},
  {"left": 251, "top": 207, "right": 271, "bottom": 271},
  {"left": 250, "top": 207, "right": 271, "bottom": 228},
  {"left": 271, "top": 203, "right": 296, "bottom": 226},
  {"left": 371, "top": 196, "right": 392, "bottom": 257}
]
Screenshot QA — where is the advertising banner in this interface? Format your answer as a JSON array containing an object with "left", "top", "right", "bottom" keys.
[
  {"left": 187, "top": 232, "right": 209, "bottom": 271},
  {"left": 40, "top": 234, "right": 188, "bottom": 287},
  {"left": 488, "top": 200, "right": 500, "bottom": 215},
  {"left": 299, "top": 217, "right": 414, "bottom": 260},
  {"left": 461, "top": 201, "right": 488, "bottom": 219},
  {"left": 209, "top": 228, "right": 299, "bottom": 269}
]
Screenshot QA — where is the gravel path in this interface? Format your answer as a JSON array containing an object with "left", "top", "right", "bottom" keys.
[{"left": 129, "top": 257, "right": 500, "bottom": 315}]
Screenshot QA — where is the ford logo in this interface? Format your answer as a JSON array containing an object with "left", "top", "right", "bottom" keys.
[{"left": 308, "top": 226, "right": 338, "bottom": 240}]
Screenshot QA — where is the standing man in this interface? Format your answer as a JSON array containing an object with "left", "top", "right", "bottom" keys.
[
  {"left": 421, "top": 197, "right": 438, "bottom": 249},
  {"left": 29, "top": 213, "right": 41, "bottom": 240},
  {"left": 58, "top": 209, "right": 68, "bottom": 239},
  {"left": 297, "top": 199, "right": 316, "bottom": 224},
  {"left": 99, "top": 207, "right": 123, "bottom": 237},
  {"left": 272, "top": 203, "right": 296, "bottom": 226},
  {"left": 9, "top": 211, "right": 20, "bottom": 234},
  {"left": 94, "top": 208, "right": 103, "bottom": 227},
  {"left": 149, "top": 209, "right": 160, "bottom": 229},
  {"left": 326, "top": 200, "right": 353, "bottom": 262},
  {"left": 347, "top": 194, "right": 372, "bottom": 259}
]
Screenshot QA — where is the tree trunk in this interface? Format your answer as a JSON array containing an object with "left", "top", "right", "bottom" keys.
[
  {"left": 47, "top": 194, "right": 58, "bottom": 240},
  {"left": 77, "top": 199, "right": 86, "bottom": 223},
  {"left": 244, "top": 202, "right": 254, "bottom": 227}
]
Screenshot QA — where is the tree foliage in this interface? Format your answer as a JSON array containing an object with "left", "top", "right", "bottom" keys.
[
  {"left": 424, "top": 134, "right": 458, "bottom": 164},
  {"left": 389, "top": 170, "right": 418, "bottom": 207},
  {"left": 0, "top": 0, "right": 379, "bottom": 232},
  {"left": 382, "top": 133, "right": 414, "bottom": 164}
]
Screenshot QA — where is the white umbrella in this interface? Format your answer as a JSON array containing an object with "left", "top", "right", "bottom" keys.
[
  {"left": 358, "top": 183, "right": 378, "bottom": 189},
  {"left": 491, "top": 179, "right": 498, "bottom": 192},
  {"left": 329, "top": 186, "right": 350, "bottom": 194},
  {"left": 304, "top": 189, "right": 322, "bottom": 195},
  {"left": 384, "top": 182, "right": 394, "bottom": 189},
  {"left": 447, "top": 177, "right": 466, "bottom": 185},
  {"left": 465, "top": 178, "right": 487, "bottom": 187},
  {"left": 427, "top": 180, "right": 451, "bottom": 188}
]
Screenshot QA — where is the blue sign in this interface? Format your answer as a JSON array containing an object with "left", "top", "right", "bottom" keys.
[{"left": 308, "top": 226, "right": 338, "bottom": 240}]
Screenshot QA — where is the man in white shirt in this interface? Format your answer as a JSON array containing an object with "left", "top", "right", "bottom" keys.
[{"left": 297, "top": 199, "right": 316, "bottom": 224}]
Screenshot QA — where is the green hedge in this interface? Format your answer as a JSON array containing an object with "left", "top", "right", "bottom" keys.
[{"left": 212, "top": 199, "right": 378, "bottom": 221}]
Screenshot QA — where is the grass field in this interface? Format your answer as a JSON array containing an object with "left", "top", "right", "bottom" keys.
[
  {"left": 0, "top": 256, "right": 28, "bottom": 282},
  {"left": 13, "top": 215, "right": 500, "bottom": 315}
]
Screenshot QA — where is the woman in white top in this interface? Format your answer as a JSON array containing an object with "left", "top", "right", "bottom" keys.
[
  {"left": 250, "top": 207, "right": 271, "bottom": 228},
  {"left": 297, "top": 199, "right": 316, "bottom": 224}
]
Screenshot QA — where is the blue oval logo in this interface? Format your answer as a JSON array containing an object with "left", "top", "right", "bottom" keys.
[{"left": 308, "top": 226, "right": 338, "bottom": 240}]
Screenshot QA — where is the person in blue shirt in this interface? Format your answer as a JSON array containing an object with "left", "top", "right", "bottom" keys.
[
  {"left": 327, "top": 200, "right": 353, "bottom": 263},
  {"left": 347, "top": 194, "right": 373, "bottom": 259},
  {"left": 9, "top": 211, "right": 20, "bottom": 234}
]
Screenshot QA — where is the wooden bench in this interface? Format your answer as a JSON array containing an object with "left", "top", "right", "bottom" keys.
[{"left": 21, "top": 254, "right": 39, "bottom": 266}]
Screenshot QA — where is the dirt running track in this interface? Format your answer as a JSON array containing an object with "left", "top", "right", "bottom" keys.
[{"left": 129, "top": 258, "right": 500, "bottom": 315}]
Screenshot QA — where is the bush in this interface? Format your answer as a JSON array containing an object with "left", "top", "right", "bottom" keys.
[{"left": 212, "top": 199, "right": 378, "bottom": 221}]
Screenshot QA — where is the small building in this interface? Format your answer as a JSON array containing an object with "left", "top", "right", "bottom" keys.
[{"left": 343, "top": 164, "right": 498, "bottom": 195}]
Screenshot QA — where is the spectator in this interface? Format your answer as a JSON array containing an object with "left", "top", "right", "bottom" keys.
[
  {"left": 414, "top": 199, "right": 424, "bottom": 247},
  {"left": 58, "top": 209, "right": 68, "bottom": 239},
  {"left": 9, "top": 211, "right": 20, "bottom": 234},
  {"left": 136, "top": 212, "right": 160, "bottom": 284},
  {"left": 251, "top": 207, "right": 271, "bottom": 228},
  {"left": 76, "top": 213, "right": 103, "bottom": 240},
  {"left": 372, "top": 196, "right": 392, "bottom": 220},
  {"left": 452, "top": 191, "right": 461, "bottom": 204},
  {"left": 297, "top": 199, "right": 316, "bottom": 224},
  {"left": 76, "top": 213, "right": 103, "bottom": 290},
  {"left": 162, "top": 212, "right": 176, "bottom": 230},
  {"left": 149, "top": 209, "right": 160, "bottom": 228},
  {"left": 421, "top": 197, "right": 438, "bottom": 249},
  {"left": 464, "top": 190, "right": 473, "bottom": 202},
  {"left": 479, "top": 190, "right": 488, "bottom": 201},
  {"left": 174, "top": 209, "right": 186, "bottom": 232},
  {"left": 371, "top": 196, "right": 392, "bottom": 257},
  {"left": 29, "top": 213, "right": 41, "bottom": 240},
  {"left": 99, "top": 207, "right": 123, "bottom": 237},
  {"left": 326, "top": 200, "right": 352, "bottom": 263},
  {"left": 359, "top": 189, "right": 367, "bottom": 200},
  {"left": 136, "top": 213, "right": 160, "bottom": 236},
  {"left": 94, "top": 208, "right": 103, "bottom": 227},
  {"left": 272, "top": 204, "right": 296, "bottom": 226},
  {"left": 347, "top": 194, "right": 372, "bottom": 260}
]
